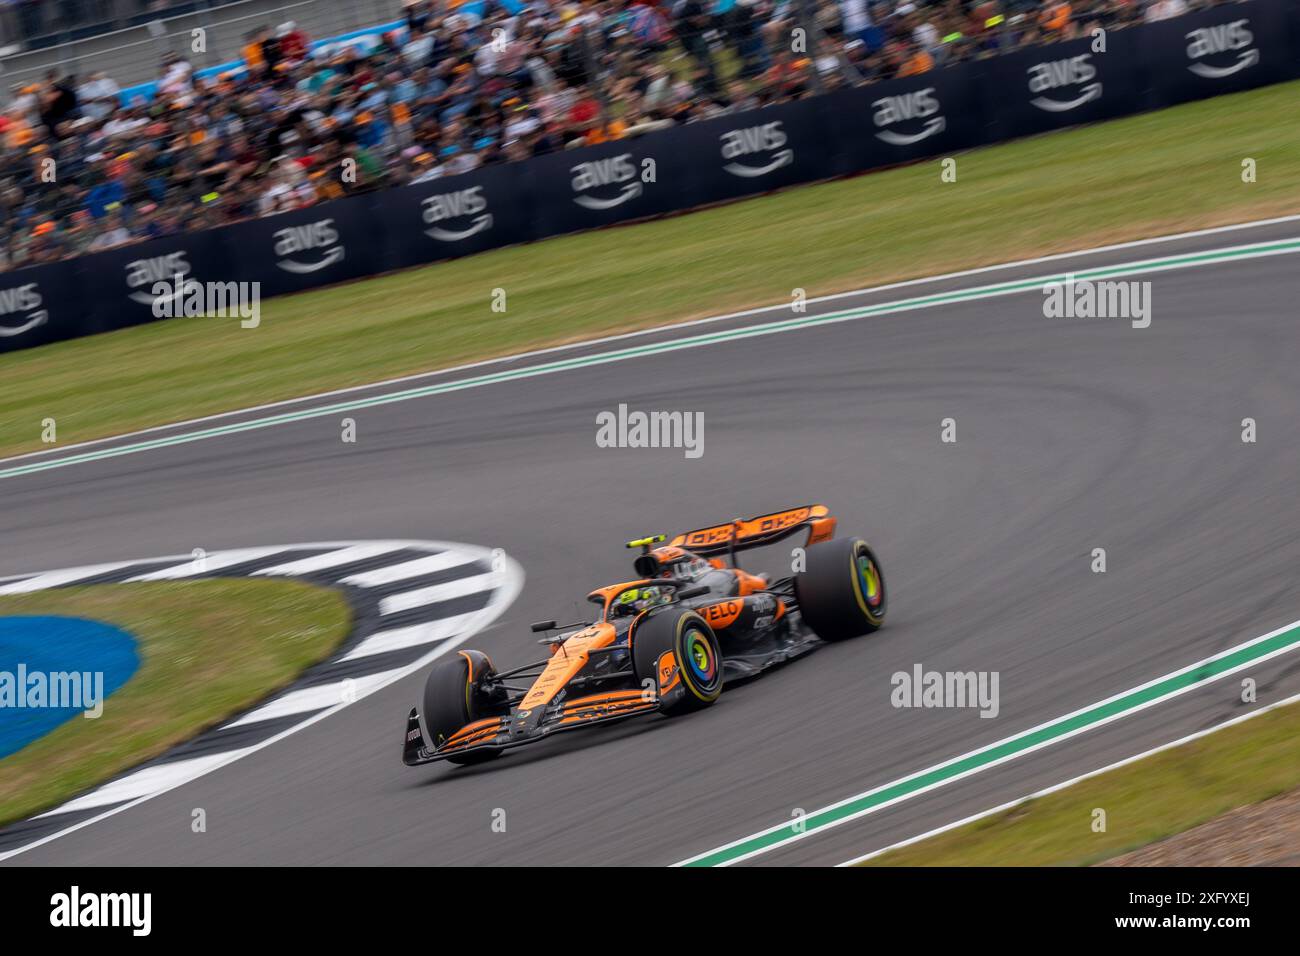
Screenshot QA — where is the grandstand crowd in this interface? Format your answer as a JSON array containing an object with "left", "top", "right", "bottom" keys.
[{"left": 1, "top": 0, "right": 1217, "bottom": 271}]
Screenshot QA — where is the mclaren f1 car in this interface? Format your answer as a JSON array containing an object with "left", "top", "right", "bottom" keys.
[{"left": 402, "top": 505, "right": 886, "bottom": 766}]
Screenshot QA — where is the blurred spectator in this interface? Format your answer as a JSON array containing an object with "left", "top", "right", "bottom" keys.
[
  {"left": 1144, "top": 0, "right": 1188, "bottom": 20},
  {"left": 76, "top": 71, "right": 121, "bottom": 121},
  {"left": 0, "top": 0, "right": 1232, "bottom": 272}
]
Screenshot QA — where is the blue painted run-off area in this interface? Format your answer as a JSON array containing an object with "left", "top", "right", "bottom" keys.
[{"left": 0, "top": 617, "right": 139, "bottom": 759}]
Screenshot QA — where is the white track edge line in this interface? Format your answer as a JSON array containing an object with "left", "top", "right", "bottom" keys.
[
  {"left": 0, "top": 538, "right": 485, "bottom": 585},
  {"left": 675, "top": 616, "right": 1300, "bottom": 866},
  {"left": 0, "top": 544, "right": 524, "bottom": 863},
  {"left": 837, "top": 689, "right": 1300, "bottom": 866},
  {"left": 3, "top": 213, "right": 1297, "bottom": 470}
]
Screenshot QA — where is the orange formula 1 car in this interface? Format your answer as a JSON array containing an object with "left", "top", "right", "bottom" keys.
[{"left": 402, "top": 505, "right": 886, "bottom": 766}]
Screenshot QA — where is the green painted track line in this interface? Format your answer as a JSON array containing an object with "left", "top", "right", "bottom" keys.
[
  {"left": 675, "top": 619, "right": 1300, "bottom": 866},
  {"left": 4, "top": 236, "right": 1298, "bottom": 484}
]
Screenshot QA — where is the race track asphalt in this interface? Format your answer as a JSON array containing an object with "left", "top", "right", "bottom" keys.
[{"left": 3, "top": 219, "right": 1300, "bottom": 865}]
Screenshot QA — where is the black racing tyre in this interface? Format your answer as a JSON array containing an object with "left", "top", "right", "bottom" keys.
[
  {"left": 794, "top": 537, "right": 886, "bottom": 641},
  {"left": 421, "top": 650, "right": 505, "bottom": 765},
  {"left": 631, "top": 609, "right": 724, "bottom": 716}
]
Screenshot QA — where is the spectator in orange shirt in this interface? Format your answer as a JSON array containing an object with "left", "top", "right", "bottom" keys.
[
  {"left": 898, "top": 44, "right": 935, "bottom": 77},
  {"left": 584, "top": 110, "right": 627, "bottom": 146},
  {"left": 1041, "top": 1, "right": 1072, "bottom": 34},
  {"left": 242, "top": 30, "right": 266, "bottom": 76}
]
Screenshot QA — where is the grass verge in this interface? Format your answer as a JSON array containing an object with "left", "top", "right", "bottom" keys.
[
  {"left": 0, "top": 579, "right": 350, "bottom": 826},
  {"left": 2, "top": 81, "right": 1299, "bottom": 460},
  {"left": 862, "top": 699, "right": 1300, "bottom": 866}
]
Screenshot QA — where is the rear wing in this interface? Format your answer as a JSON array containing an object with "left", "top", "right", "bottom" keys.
[{"left": 669, "top": 505, "right": 837, "bottom": 558}]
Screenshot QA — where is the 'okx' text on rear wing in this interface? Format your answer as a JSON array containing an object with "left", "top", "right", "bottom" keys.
[{"left": 668, "top": 505, "right": 837, "bottom": 558}]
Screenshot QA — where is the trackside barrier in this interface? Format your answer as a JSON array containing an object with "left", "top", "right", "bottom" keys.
[{"left": 3, "top": 0, "right": 1298, "bottom": 354}]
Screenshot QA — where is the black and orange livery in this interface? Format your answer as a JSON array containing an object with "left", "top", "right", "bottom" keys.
[{"left": 403, "top": 505, "right": 887, "bottom": 767}]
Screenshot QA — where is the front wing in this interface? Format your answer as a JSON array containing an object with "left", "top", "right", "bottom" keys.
[{"left": 403, "top": 689, "right": 660, "bottom": 766}]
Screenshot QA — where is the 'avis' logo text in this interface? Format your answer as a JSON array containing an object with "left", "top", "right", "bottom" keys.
[
  {"left": 422, "top": 187, "right": 493, "bottom": 241},
  {"left": 0, "top": 282, "right": 46, "bottom": 338},
  {"left": 720, "top": 122, "right": 793, "bottom": 177},
  {"left": 274, "top": 219, "right": 344, "bottom": 273},
  {"left": 1186, "top": 19, "right": 1258, "bottom": 78},
  {"left": 1027, "top": 55, "right": 1102, "bottom": 111},
  {"left": 872, "top": 88, "right": 945, "bottom": 145},
  {"left": 571, "top": 154, "right": 644, "bottom": 209}
]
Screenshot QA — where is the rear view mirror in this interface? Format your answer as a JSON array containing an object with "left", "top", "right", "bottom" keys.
[{"left": 530, "top": 620, "right": 557, "bottom": 632}]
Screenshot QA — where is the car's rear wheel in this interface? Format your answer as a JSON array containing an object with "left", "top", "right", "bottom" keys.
[
  {"left": 421, "top": 650, "right": 506, "bottom": 765},
  {"left": 632, "top": 609, "right": 724, "bottom": 716},
  {"left": 794, "top": 537, "right": 886, "bottom": 641}
]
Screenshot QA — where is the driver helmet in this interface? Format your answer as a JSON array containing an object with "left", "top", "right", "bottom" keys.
[
  {"left": 661, "top": 556, "right": 709, "bottom": 580},
  {"left": 614, "top": 586, "right": 668, "bottom": 616}
]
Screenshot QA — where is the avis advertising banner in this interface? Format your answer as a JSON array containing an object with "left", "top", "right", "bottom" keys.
[
  {"left": 2, "top": 0, "right": 1295, "bottom": 355},
  {"left": 372, "top": 160, "right": 535, "bottom": 271},
  {"left": 223, "top": 193, "right": 383, "bottom": 299}
]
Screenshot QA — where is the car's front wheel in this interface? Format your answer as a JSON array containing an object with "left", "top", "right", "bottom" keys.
[
  {"left": 421, "top": 650, "right": 507, "bottom": 765},
  {"left": 631, "top": 609, "right": 724, "bottom": 716}
]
